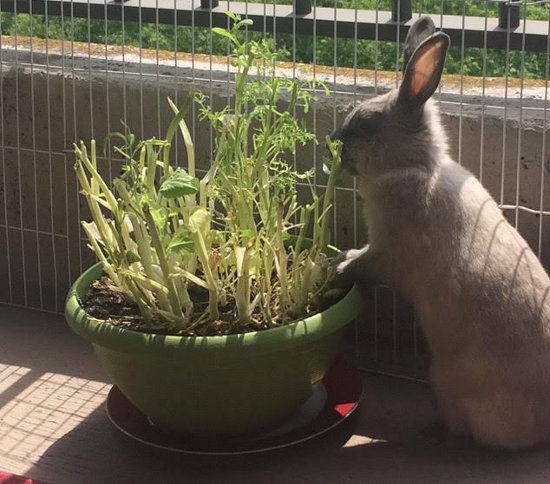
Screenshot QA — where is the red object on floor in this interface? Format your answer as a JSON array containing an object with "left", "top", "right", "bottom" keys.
[
  {"left": 106, "top": 355, "right": 363, "bottom": 455},
  {"left": 0, "top": 471, "right": 51, "bottom": 484}
]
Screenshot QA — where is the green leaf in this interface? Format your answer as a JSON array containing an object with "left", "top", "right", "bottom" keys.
[
  {"left": 81, "top": 221, "right": 102, "bottom": 242},
  {"left": 240, "top": 229, "right": 254, "bottom": 241},
  {"left": 159, "top": 167, "right": 199, "bottom": 198},
  {"left": 211, "top": 27, "right": 238, "bottom": 45},
  {"left": 150, "top": 208, "right": 168, "bottom": 229},
  {"left": 224, "top": 10, "right": 237, "bottom": 21},
  {"left": 168, "top": 229, "right": 195, "bottom": 254},
  {"left": 188, "top": 207, "right": 211, "bottom": 236},
  {"left": 236, "top": 19, "right": 253, "bottom": 28}
]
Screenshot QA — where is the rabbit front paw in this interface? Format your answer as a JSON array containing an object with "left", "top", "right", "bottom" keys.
[{"left": 331, "top": 246, "right": 371, "bottom": 289}]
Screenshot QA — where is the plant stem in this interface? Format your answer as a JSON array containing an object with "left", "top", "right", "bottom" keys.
[
  {"left": 143, "top": 205, "right": 186, "bottom": 326},
  {"left": 276, "top": 200, "right": 289, "bottom": 321}
]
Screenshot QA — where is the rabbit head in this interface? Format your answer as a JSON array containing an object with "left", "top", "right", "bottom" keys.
[{"left": 332, "top": 17, "right": 451, "bottom": 179}]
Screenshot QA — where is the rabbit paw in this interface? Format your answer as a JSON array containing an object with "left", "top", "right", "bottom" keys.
[{"left": 331, "top": 247, "right": 370, "bottom": 289}]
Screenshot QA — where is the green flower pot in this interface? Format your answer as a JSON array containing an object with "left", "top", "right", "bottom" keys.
[{"left": 65, "top": 263, "right": 362, "bottom": 437}]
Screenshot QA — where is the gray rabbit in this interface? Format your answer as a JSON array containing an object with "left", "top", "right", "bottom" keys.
[{"left": 332, "top": 16, "right": 550, "bottom": 450}]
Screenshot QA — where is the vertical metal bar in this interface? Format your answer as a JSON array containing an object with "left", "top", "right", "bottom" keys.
[
  {"left": 139, "top": 0, "right": 144, "bottom": 139},
  {"left": 514, "top": 1, "right": 528, "bottom": 229},
  {"left": 61, "top": 0, "right": 72, "bottom": 290},
  {"left": 191, "top": 0, "right": 196, "bottom": 149},
  {"left": 371, "top": 0, "right": 380, "bottom": 365},
  {"left": 0, "top": 0, "right": 13, "bottom": 304},
  {"left": 352, "top": 0, "right": 358, "bottom": 251},
  {"left": 156, "top": 0, "right": 161, "bottom": 138},
  {"left": 292, "top": 0, "right": 297, "bottom": 182},
  {"left": 104, "top": 0, "right": 113, "bottom": 182},
  {"left": 537, "top": 10, "right": 550, "bottom": 259},
  {"left": 479, "top": 1, "right": 489, "bottom": 183},
  {"left": 392, "top": 1, "right": 401, "bottom": 369},
  {"left": 70, "top": 0, "right": 83, "bottom": 275},
  {"left": 14, "top": 3, "right": 29, "bottom": 306},
  {"left": 352, "top": 0, "right": 359, "bottom": 359},
  {"left": 87, "top": 0, "right": 94, "bottom": 140},
  {"left": 332, "top": 0, "right": 338, "bottom": 247},
  {"left": 312, "top": 0, "right": 317, "bottom": 188},
  {"left": 436, "top": 0, "right": 444, "bottom": 101},
  {"left": 272, "top": 0, "right": 277, "bottom": 46},
  {"left": 374, "top": 0, "right": 379, "bottom": 94},
  {"left": 457, "top": 1, "right": 466, "bottom": 165},
  {"left": 500, "top": 7, "right": 512, "bottom": 208},
  {"left": 121, "top": 0, "right": 128, "bottom": 128},
  {"left": 209, "top": 0, "right": 214, "bottom": 179},
  {"left": 394, "top": 0, "right": 400, "bottom": 87},
  {"left": 45, "top": 1, "right": 59, "bottom": 311},
  {"left": 30, "top": 1, "right": 45, "bottom": 309},
  {"left": 173, "top": 0, "right": 179, "bottom": 165},
  {"left": 263, "top": 0, "right": 267, "bottom": 39},
  {"left": 227, "top": 0, "right": 231, "bottom": 102}
]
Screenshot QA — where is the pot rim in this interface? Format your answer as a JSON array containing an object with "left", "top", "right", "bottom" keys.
[{"left": 65, "top": 262, "right": 363, "bottom": 354}]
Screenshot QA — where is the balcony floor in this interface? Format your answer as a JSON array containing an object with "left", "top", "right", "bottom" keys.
[{"left": 2, "top": 305, "right": 550, "bottom": 484}]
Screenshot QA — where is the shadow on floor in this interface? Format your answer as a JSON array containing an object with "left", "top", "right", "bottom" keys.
[
  {"left": 3, "top": 305, "right": 550, "bottom": 484},
  {"left": 0, "top": 304, "right": 106, "bottom": 382},
  {"left": 26, "top": 389, "right": 550, "bottom": 484}
]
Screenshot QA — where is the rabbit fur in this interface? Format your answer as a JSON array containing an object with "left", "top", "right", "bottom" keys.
[{"left": 332, "top": 16, "right": 550, "bottom": 450}]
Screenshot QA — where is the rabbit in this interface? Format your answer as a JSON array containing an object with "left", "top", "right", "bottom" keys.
[{"left": 331, "top": 15, "right": 550, "bottom": 450}]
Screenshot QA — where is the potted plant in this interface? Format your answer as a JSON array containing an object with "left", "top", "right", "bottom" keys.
[{"left": 64, "top": 15, "right": 362, "bottom": 437}]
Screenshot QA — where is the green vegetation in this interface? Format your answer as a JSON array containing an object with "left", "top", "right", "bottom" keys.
[{"left": 0, "top": 1, "right": 548, "bottom": 79}]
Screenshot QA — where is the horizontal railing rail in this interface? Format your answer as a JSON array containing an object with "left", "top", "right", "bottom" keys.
[{"left": 0, "top": 0, "right": 548, "bottom": 53}]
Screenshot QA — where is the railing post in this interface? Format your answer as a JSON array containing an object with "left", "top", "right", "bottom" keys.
[
  {"left": 294, "top": 0, "right": 312, "bottom": 16},
  {"left": 391, "top": 0, "right": 412, "bottom": 23},
  {"left": 200, "top": 0, "right": 219, "bottom": 9},
  {"left": 498, "top": 1, "right": 520, "bottom": 30}
]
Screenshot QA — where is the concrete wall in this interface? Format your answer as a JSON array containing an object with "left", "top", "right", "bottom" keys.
[{"left": 1, "top": 46, "right": 549, "bottom": 373}]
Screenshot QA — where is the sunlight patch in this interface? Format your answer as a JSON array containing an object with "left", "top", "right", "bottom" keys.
[{"left": 344, "top": 434, "right": 386, "bottom": 447}]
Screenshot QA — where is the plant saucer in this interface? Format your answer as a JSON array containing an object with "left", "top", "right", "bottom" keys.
[{"left": 106, "top": 356, "right": 363, "bottom": 455}]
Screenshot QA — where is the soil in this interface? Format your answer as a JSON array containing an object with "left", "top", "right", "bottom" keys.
[{"left": 80, "top": 276, "right": 335, "bottom": 337}]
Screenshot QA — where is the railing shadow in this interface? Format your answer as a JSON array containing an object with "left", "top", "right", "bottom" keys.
[
  {"left": 22, "top": 372, "right": 550, "bottom": 484},
  {"left": 4, "top": 304, "right": 550, "bottom": 484}
]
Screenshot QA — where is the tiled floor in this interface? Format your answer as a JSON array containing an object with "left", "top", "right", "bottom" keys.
[{"left": 2, "top": 305, "right": 550, "bottom": 484}]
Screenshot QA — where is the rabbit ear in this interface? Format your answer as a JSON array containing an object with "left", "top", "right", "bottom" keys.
[
  {"left": 399, "top": 32, "right": 450, "bottom": 107},
  {"left": 402, "top": 16, "right": 436, "bottom": 72}
]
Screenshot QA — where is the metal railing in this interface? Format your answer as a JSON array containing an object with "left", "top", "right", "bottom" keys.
[{"left": 1, "top": 0, "right": 549, "bottom": 51}]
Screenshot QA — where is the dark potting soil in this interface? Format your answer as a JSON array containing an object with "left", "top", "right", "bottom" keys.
[{"left": 80, "top": 276, "right": 337, "bottom": 337}]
